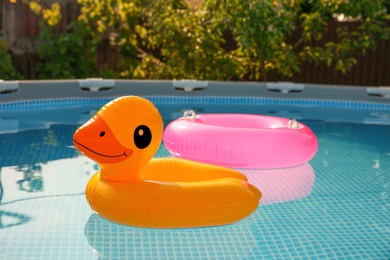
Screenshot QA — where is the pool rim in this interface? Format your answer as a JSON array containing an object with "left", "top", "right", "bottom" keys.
[
  {"left": 0, "top": 80, "right": 389, "bottom": 112},
  {"left": 0, "top": 79, "right": 389, "bottom": 102}
]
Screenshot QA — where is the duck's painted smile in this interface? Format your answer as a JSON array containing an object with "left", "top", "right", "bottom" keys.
[
  {"left": 73, "top": 139, "right": 132, "bottom": 158},
  {"left": 73, "top": 138, "right": 133, "bottom": 164}
]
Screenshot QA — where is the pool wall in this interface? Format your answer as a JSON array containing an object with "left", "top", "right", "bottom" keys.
[{"left": 0, "top": 80, "right": 389, "bottom": 104}]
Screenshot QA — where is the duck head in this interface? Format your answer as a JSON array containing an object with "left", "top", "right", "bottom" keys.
[{"left": 73, "top": 96, "right": 163, "bottom": 181}]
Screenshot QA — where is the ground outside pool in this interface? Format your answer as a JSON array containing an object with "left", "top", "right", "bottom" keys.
[{"left": 0, "top": 83, "right": 389, "bottom": 259}]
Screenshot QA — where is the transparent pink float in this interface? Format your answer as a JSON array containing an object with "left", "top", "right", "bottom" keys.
[{"left": 163, "top": 111, "right": 318, "bottom": 169}]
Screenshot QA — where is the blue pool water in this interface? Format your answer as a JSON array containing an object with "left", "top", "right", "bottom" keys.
[{"left": 0, "top": 96, "right": 389, "bottom": 259}]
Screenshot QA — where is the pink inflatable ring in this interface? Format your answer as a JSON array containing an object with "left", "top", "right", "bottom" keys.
[{"left": 163, "top": 111, "right": 318, "bottom": 169}]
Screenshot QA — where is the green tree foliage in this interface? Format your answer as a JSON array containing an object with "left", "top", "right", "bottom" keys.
[
  {"left": 19, "top": 0, "right": 390, "bottom": 80},
  {"left": 0, "top": 38, "right": 22, "bottom": 80},
  {"left": 25, "top": 1, "right": 99, "bottom": 78},
  {"left": 297, "top": 0, "right": 390, "bottom": 74},
  {"left": 35, "top": 22, "right": 98, "bottom": 79}
]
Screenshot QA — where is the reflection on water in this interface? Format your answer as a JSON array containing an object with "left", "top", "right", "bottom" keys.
[
  {"left": 364, "top": 111, "right": 390, "bottom": 125},
  {"left": 240, "top": 163, "right": 316, "bottom": 205},
  {"left": 16, "top": 163, "right": 44, "bottom": 193},
  {"left": 84, "top": 213, "right": 261, "bottom": 260},
  {"left": 0, "top": 112, "right": 95, "bottom": 230},
  {"left": 0, "top": 169, "right": 2, "bottom": 204},
  {"left": 84, "top": 164, "right": 316, "bottom": 259},
  {"left": 0, "top": 157, "right": 94, "bottom": 205},
  {"left": 0, "top": 105, "right": 98, "bottom": 209},
  {"left": 0, "top": 210, "right": 31, "bottom": 229},
  {"left": 0, "top": 156, "right": 93, "bottom": 229}
]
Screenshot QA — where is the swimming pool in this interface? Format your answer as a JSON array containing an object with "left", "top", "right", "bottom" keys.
[{"left": 0, "top": 81, "right": 389, "bottom": 259}]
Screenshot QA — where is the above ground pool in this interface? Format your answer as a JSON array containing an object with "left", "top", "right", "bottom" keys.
[{"left": 0, "top": 80, "right": 389, "bottom": 259}]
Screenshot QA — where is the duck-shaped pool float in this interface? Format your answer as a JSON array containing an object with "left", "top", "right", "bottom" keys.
[{"left": 73, "top": 96, "right": 261, "bottom": 228}]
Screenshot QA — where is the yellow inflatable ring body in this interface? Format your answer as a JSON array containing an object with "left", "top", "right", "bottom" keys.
[{"left": 73, "top": 96, "right": 261, "bottom": 228}]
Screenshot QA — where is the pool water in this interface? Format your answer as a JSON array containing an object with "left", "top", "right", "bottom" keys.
[{"left": 0, "top": 97, "right": 389, "bottom": 259}]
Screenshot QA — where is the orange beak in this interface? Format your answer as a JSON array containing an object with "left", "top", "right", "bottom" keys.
[{"left": 73, "top": 115, "right": 133, "bottom": 164}]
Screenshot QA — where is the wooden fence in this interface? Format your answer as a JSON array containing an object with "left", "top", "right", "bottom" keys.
[
  {"left": 270, "top": 19, "right": 390, "bottom": 87},
  {"left": 1, "top": 0, "right": 389, "bottom": 86},
  {"left": 281, "top": 38, "right": 389, "bottom": 87}
]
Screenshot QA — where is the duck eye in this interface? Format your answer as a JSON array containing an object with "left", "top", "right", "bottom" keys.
[
  {"left": 99, "top": 131, "right": 105, "bottom": 137},
  {"left": 134, "top": 125, "right": 152, "bottom": 149}
]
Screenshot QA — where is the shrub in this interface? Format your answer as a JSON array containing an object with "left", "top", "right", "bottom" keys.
[
  {"left": 0, "top": 37, "right": 22, "bottom": 80},
  {"left": 77, "top": 0, "right": 390, "bottom": 80},
  {"left": 35, "top": 22, "right": 99, "bottom": 79}
]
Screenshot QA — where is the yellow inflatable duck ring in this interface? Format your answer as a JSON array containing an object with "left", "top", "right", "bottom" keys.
[{"left": 73, "top": 96, "right": 261, "bottom": 228}]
